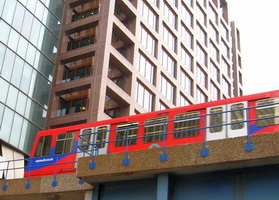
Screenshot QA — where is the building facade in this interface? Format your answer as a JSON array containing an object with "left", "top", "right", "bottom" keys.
[
  {"left": 0, "top": 0, "right": 243, "bottom": 163},
  {"left": 0, "top": 0, "right": 64, "bottom": 173},
  {"left": 46, "top": 0, "right": 243, "bottom": 129}
]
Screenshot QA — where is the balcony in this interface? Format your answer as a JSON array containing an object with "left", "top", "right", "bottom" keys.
[
  {"left": 114, "top": 0, "right": 136, "bottom": 35},
  {"left": 62, "top": 56, "right": 94, "bottom": 83},
  {"left": 71, "top": 0, "right": 100, "bottom": 22},
  {"left": 108, "top": 59, "right": 131, "bottom": 95},
  {"left": 111, "top": 24, "right": 134, "bottom": 64},
  {"left": 57, "top": 89, "right": 89, "bottom": 116},
  {"left": 67, "top": 26, "right": 98, "bottom": 51}
]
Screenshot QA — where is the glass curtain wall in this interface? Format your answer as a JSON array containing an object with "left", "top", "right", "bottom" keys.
[{"left": 0, "top": 0, "right": 64, "bottom": 154}]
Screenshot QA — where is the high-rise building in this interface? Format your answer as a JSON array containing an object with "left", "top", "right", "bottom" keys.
[
  {"left": 45, "top": 0, "right": 243, "bottom": 129},
  {"left": 0, "top": 0, "right": 64, "bottom": 175},
  {"left": 0, "top": 0, "right": 243, "bottom": 168}
]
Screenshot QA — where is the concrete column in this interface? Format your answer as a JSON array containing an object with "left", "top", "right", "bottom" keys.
[
  {"left": 85, "top": 190, "right": 93, "bottom": 200},
  {"left": 157, "top": 174, "right": 169, "bottom": 200}
]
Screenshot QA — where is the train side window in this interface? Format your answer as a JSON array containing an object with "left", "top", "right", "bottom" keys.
[
  {"left": 209, "top": 107, "right": 223, "bottom": 133},
  {"left": 256, "top": 98, "right": 279, "bottom": 127},
  {"left": 174, "top": 111, "right": 200, "bottom": 139},
  {"left": 55, "top": 132, "right": 75, "bottom": 154},
  {"left": 144, "top": 117, "right": 168, "bottom": 143},
  {"left": 115, "top": 122, "right": 138, "bottom": 147},
  {"left": 96, "top": 126, "right": 108, "bottom": 148},
  {"left": 80, "top": 129, "right": 92, "bottom": 150},
  {"left": 231, "top": 103, "right": 245, "bottom": 130},
  {"left": 34, "top": 136, "right": 52, "bottom": 157}
]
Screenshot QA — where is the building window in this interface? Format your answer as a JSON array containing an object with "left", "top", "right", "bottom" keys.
[
  {"left": 196, "top": 88, "right": 206, "bottom": 103},
  {"left": 181, "top": 25, "right": 193, "bottom": 49},
  {"left": 196, "top": 65, "right": 207, "bottom": 88},
  {"left": 210, "top": 61, "right": 220, "bottom": 83},
  {"left": 181, "top": 3, "right": 193, "bottom": 28},
  {"left": 239, "top": 71, "right": 243, "bottom": 85},
  {"left": 221, "top": 22, "right": 229, "bottom": 41},
  {"left": 196, "top": 44, "right": 207, "bottom": 66},
  {"left": 163, "top": 25, "right": 177, "bottom": 52},
  {"left": 62, "top": 56, "right": 93, "bottom": 83},
  {"left": 55, "top": 132, "right": 75, "bottom": 154},
  {"left": 196, "top": 5, "right": 206, "bottom": 26},
  {"left": 159, "top": 101, "right": 168, "bottom": 110},
  {"left": 221, "top": 58, "right": 231, "bottom": 78},
  {"left": 221, "top": 40, "right": 230, "bottom": 59},
  {"left": 209, "top": 4, "right": 218, "bottom": 24},
  {"left": 71, "top": 0, "right": 100, "bottom": 22},
  {"left": 67, "top": 26, "right": 98, "bottom": 51},
  {"left": 180, "top": 46, "right": 193, "bottom": 71},
  {"left": 161, "top": 75, "right": 175, "bottom": 104},
  {"left": 210, "top": 82, "right": 219, "bottom": 101},
  {"left": 209, "top": 23, "right": 218, "bottom": 43},
  {"left": 162, "top": 49, "right": 176, "bottom": 77},
  {"left": 168, "top": 0, "right": 177, "bottom": 7},
  {"left": 197, "top": 0, "right": 206, "bottom": 8},
  {"left": 141, "top": 1, "right": 157, "bottom": 31},
  {"left": 222, "top": 77, "right": 230, "bottom": 96},
  {"left": 163, "top": 1, "right": 177, "bottom": 29},
  {"left": 137, "top": 52, "right": 155, "bottom": 84},
  {"left": 185, "top": 0, "right": 193, "bottom": 7},
  {"left": 180, "top": 69, "right": 193, "bottom": 96},
  {"left": 196, "top": 23, "right": 207, "bottom": 46},
  {"left": 179, "top": 93, "right": 190, "bottom": 107},
  {"left": 140, "top": 26, "right": 156, "bottom": 57},
  {"left": 149, "top": 0, "right": 158, "bottom": 7},
  {"left": 209, "top": 41, "right": 219, "bottom": 62},
  {"left": 136, "top": 82, "right": 154, "bottom": 112},
  {"left": 237, "top": 29, "right": 241, "bottom": 51},
  {"left": 0, "top": 142, "right": 2, "bottom": 157},
  {"left": 238, "top": 55, "right": 242, "bottom": 68}
]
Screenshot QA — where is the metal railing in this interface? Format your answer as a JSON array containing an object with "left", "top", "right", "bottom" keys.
[
  {"left": 0, "top": 101, "right": 278, "bottom": 190},
  {"left": 0, "top": 151, "right": 86, "bottom": 190},
  {"left": 78, "top": 102, "right": 279, "bottom": 168}
]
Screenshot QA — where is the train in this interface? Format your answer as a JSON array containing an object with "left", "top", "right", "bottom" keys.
[{"left": 24, "top": 90, "right": 279, "bottom": 177}]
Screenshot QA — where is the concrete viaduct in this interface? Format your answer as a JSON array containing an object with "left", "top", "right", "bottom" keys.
[{"left": 1, "top": 132, "right": 279, "bottom": 200}]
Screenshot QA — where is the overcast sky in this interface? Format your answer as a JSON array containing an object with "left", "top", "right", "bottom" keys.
[{"left": 226, "top": 0, "right": 279, "bottom": 95}]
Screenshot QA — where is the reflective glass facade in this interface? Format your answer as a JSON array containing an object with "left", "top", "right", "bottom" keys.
[{"left": 0, "top": 0, "right": 64, "bottom": 154}]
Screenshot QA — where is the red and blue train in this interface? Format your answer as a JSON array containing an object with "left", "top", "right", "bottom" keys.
[{"left": 24, "top": 90, "right": 279, "bottom": 177}]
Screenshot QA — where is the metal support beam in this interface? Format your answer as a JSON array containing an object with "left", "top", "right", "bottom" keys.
[
  {"left": 84, "top": 190, "right": 93, "bottom": 200},
  {"left": 157, "top": 174, "right": 169, "bottom": 200}
]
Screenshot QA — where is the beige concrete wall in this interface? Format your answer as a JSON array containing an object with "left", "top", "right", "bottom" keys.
[
  {"left": 0, "top": 174, "right": 92, "bottom": 200},
  {"left": 77, "top": 132, "right": 279, "bottom": 183}
]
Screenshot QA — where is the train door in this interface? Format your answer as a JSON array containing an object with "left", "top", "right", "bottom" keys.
[
  {"left": 78, "top": 125, "right": 110, "bottom": 159},
  {"left": 227, "top": 102, "right": 248, "bottom": 138},
  {"left": 206, "top": 105, "right": 227, "bottom": 141}
]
